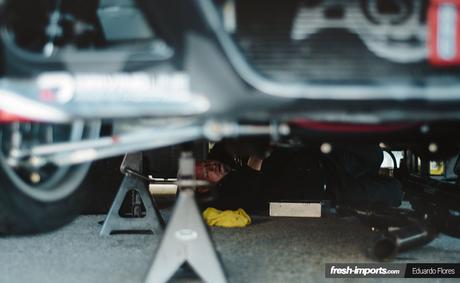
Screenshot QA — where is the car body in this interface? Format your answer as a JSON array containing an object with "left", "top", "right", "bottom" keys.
[{"left": 0, "top": 0, "right": 459, "bottom": 235}]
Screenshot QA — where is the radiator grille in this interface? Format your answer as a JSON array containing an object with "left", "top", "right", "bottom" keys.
[{"left": 232, "top": 0, "right": 460, "bottom": 83}]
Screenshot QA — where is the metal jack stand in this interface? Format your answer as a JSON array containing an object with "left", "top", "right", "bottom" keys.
[
  {"left": 100, "top": 152, "right": 164, "bottom": 236},
  {"left": 145, "top": 152, "right": 227, "bottom": 283}
]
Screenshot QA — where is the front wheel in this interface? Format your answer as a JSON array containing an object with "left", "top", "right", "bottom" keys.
[{"left": 0, "top": 121, "right": 100, "bottom": 235}]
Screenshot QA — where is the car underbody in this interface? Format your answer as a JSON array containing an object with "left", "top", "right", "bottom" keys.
[{"left": 0, "top": 1, "right": 459, "bottom": 275}]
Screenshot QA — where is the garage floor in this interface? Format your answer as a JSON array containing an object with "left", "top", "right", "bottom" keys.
[{"left": 0, "top": 209, "right": 459, "bottom": 283}]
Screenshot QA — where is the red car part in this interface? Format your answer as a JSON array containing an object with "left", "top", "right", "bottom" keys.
[
  {"left": 291, "top": 120, "right": 418, "bottom": 133},
  {"left": 0, "top": 110, "right": 30, "bottom": 123},
  {"left": 428, "top": 0, "right": 460, "bottom": 66}
]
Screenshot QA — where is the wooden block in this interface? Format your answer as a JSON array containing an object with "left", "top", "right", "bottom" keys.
[{"left": 269, "top": 202, "right": 321, "bottom": 218}]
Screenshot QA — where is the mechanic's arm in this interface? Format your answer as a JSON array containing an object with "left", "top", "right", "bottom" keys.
[{"left": 215, "top": 158, "right": 264, "bottom": 210}]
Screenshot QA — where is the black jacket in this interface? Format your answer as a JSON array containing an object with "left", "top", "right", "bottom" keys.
[{"left": 207, "top": 143, "right": 402, "bottom": 211}]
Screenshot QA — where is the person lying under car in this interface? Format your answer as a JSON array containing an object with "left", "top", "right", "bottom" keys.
[{"left": 195, "top": 140, "right": 403, "bottom": 212}]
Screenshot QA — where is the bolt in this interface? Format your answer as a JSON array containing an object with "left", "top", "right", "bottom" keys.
[
  {"left": 320, "top": 143, "right": 332, "bottom": 154},
  {"left": 204, "top": 121, "right": 222, "bottom": 141},
  {"left": 420, "top": 125, "right": 430, "bottom": 134},
  {"left": 278, "top": 124, "right": 290, "bottom": 136},
  {"left": 29, "top": 156, "right": 43, "bottom": 168},
  {"left": 30, "top": 172, "right": 41, "bottom": 184},
  {"left": 428, "top": 143, "right": 438, "bottom": 153}
]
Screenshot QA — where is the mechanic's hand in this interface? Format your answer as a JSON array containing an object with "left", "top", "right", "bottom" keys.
[
  {"left": 195, "top": 160, "right": 229, "bottom": 183},
  {"left": 247, "top": 155, "right": 264, "bottom": 171}
]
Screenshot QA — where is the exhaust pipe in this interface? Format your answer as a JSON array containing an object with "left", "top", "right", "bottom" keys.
[
  {"left": 338, "top": 206, "right": 439, "bottom": 261},
  {"left": 372, "top": 223, "right": 437, "bottom": 260}
]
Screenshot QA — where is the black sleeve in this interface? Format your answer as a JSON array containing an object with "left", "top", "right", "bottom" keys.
[
  {"left": 212, "top": 167, "right": 264, "bottom": 211},
  {"left": 334, "top": 144, "right": 383, "bottom": 178},
  {"left": 329, "top": 145, "right": 402, "bottom": 207}
]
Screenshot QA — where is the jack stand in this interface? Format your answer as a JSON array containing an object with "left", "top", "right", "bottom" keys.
[
  {"left": 145, "top": 152, "right": 227, "bottom": 283},
  {"left": 100, "top": 152, "right": 164, "bottom": 236}
]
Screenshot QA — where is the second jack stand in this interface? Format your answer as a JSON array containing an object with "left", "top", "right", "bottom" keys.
[
  {"left": 100, "top": 152, "right": 164, "bottom": 236},
  {"left": 145, "top": 152, "right": 227, "bottom": 283}
]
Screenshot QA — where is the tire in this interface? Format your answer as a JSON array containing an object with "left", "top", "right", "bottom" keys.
[
  {"left": 0, "top": 121, "right": 100, "bottom": 235},
  {"left": 81, "top": 156, "right": 125, "bottom": 214}
]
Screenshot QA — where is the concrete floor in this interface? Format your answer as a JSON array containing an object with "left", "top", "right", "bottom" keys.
[{"left": 0, "top": 212, "right": 459, "bottom": 283}]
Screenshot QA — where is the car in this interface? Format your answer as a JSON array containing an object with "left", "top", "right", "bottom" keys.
[{"left": 0, "top": 0, "right": 459, "bottom": 235}]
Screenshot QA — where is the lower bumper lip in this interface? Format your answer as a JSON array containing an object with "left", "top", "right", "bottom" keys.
[{"left": 0, "top": 89, "right": 71, "bottom": 123}]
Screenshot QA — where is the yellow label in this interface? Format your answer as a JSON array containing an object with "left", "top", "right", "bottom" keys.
[{"left": 430, "top": 161, "right": 445, "bottom": 176}]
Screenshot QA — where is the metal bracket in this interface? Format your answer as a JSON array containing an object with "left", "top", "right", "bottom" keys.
[
  {"left": 145, "top": 152, "right": 227, "bottom": 283},
  {"left": 100, "top": 152, "right": 164, "bottom": 236}
]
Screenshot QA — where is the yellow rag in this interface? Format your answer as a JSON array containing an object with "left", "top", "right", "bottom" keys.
[{"left": 202, "top": 207, "right": 251, "bottom": 228}]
